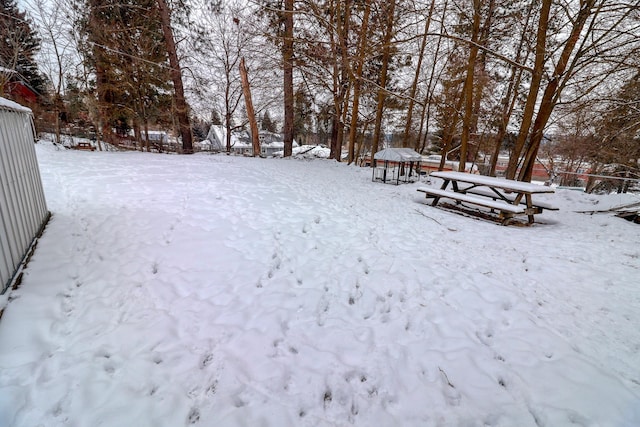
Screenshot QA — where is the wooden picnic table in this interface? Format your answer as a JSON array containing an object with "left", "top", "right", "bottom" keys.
[{"left": 418, "top": 171, "right": 557, "bottom": 225}]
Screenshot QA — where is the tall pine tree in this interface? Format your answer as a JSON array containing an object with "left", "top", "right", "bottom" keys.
[
  {"left": 0, "top": 0, "right": 45, "bottom": 99},
  {"left": 79, "top": 0, "right": 172, "bottom": 146}
]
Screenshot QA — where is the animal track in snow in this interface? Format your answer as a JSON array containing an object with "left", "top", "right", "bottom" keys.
[
  {"left": 104, "top": 362, "right": 116, "bottom": 374},
  {"left": 200, "top": 353, "right": 214, "bottom": 369},
  {"left": 60, "top": 293, "right": 74, "bottom": 316},
  {"left": 232, "top": 395, "right": 247, "bottom": 408},
  {"left": 323, "top": 389, "right": 332, "bottom": 409},
  {"left": 187, "top": 407, "right": 200, "bottom": 424},
  {"left": 206, "top": 381, "right": 218, "bottom": 396},
  {"left": 316, "top": 297, "right": 330, "bottom": 326}
]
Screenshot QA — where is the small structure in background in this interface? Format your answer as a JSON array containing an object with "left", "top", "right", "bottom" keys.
[
  {"left": 372, "top": 148, "right": 422, "bottom": 185},
  {"left": 71, "top": 142, "right": 96, "bottom": 151},
  {"left": 140, "top": 130, "right": 168, "bottom": 145},
  {"left": 0, "top": 67, "right": 38, "bottom": 105},
  {"left": 206, "top": 125, "right": 299, "bottom": 157}
]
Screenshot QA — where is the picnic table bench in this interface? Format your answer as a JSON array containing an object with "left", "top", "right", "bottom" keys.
[
  {"left": 72, "top": 142, "right": 96, "bottom": 151},
  {"left": 417, "top": 171, "right": 556, "bottom": 225}
]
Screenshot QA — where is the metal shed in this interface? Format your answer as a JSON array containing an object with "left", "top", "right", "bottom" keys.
[
  {"left": 372, "top": 148, "right": 422, "bottom": 184},
  {"left": 0, "top": 97, "right": 49, "bottom": 293}
]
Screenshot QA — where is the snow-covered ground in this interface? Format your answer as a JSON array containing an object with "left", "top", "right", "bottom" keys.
[{"left": 1, "top": 141, "right": 639, "bottom": 427}]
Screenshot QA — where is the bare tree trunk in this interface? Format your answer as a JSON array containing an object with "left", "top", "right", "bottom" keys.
[
  {"left": 338, "top": 84, "right": 350, "bottom": 161},
  {"left": 437, "top": 90, "right": 465, "bottom": 171},
  {"left": 458, "top": 0, "right": 482, "bottom": 172},
  {"left": 402, "top": 0, "right": 436, "bottom": 149},
  {"left": 133, "top": 119, "right": 140, "bottom": 147},
  {"left": 328, "top": 0, "right": 340, "bottom": 160},
  {"left": 489, "top": 1, "right": 535, "bottom": 176},
  {"left": 156, "top": 0, "right": 193, "bottom": 154},
  {"left": 144, "top": 118, "right": 150, "bottom": 152},
  {"left": 225, "top": 77, "right": 232, "bottom": 153},
  {"left": 95, "top": 63, "right": 114, "bottom": 145},
  {"left": 470, "top": 0, "right": 495, "bottom": 140},
  {"left": 347, "top": 0, "right": 371, "bottom": 164},
  {"left": 488, "top": 72, "right": 520, "bottom": 175},
  {"left": 54, "top": 102, "right": 61, "bottom": 144},
  {"left": 354, "top": 120, "right": 370, "bottom": 165},
  {"left": 283, "top": 0, "right": 294, "bottom": 157},
  {"left": 88, "top": 0, "right": 114, "bottom": 147},
  {"left": 225, "top": 112, "right": 232, "bottom": 153},
  {"left": 335, "top": 0, "right": 350, "bottom": 162},
  {"left": 239, "top": 57, "right": 260, "bottom": 156},
  {"left": 506, "top": 0, "right": 551, "bottom": 179},
  {"left": 518, "top": 0, "right": 597, "bottom": 182},
  {"left": 417, "top": 0, "right": 449, "bottom": 154},
  {"left": 330, "top": 115, "right": 339, "bottom": 158},
  {"left": 371, "top": 0, "right": 396, "bottom": 160}
]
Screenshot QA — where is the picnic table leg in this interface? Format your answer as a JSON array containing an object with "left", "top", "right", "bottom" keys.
[
  {"left": 431, "top": 179, "right": 451, "bottom": 206},
  {"left": 511, "top": 192, "right": 536, "bottom": 224},
  {"left": 500, "top": 214, "right": 515, "bottom": 226},
  {"left": 525, "top": 194, "right": 535, "bottom": 223}
]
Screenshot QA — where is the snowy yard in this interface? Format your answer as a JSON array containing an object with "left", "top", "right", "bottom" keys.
[{"left": 1, "top": 141, "right": 639, "bottom": 427}]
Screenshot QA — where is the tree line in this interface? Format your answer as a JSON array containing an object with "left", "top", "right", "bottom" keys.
[{"left": 2, "top": 0, "right": 639, "bottom": 183}]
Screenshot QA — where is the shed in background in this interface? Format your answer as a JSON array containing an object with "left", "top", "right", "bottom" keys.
[
  {"left": 372, "top": 148, "right": 422, "bottom": 185},
  {"left": 0, "top": 97, "right": 49, "bottom": 293}
]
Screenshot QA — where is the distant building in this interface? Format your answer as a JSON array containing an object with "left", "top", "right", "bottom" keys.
[
  {"left": 206, "top": 125, "right": 298, "bottom": 156},
  {"left": 0, "top": 67, "right": 38, "bottom": 105},
  {"left": 206, "top": 125, "right": 246, "bottom": 153},
  {"left": 139, "top": 130, "right": 168, "bottom": 144}
]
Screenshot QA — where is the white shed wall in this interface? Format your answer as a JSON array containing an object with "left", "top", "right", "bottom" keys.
[{"left": 0, "top": 98, "right": 49, "bottom": 293}]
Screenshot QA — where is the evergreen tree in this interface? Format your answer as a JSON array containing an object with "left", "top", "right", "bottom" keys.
[
  {"left": 592, "top": 72, "right": 640, "bottom": 170},
  {"left": 191, "top": 116, "right": 210, "bottom": 141},
  {"left": 78, "top": 0, "right": 172, "bottom": 146},
  {"left": 0, "top": 0, "right": 46, "bottom": 98},
  {"left": 211, "top": 109, "right": 223, "bottom": 125},
  {"left": 261, "top": 110, "right": 277, "bottom": 132},
  {"left": 293, "top": 86, "right": 312, "bottom": 143}
]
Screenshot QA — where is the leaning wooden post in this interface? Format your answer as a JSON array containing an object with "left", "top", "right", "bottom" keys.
[{"left": 239, "top": 57, "right": 260, "bottom": 157}]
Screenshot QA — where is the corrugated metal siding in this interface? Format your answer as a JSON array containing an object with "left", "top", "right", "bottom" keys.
[{"left": 0, "top": 98, "right": 49, "bottom": 293}]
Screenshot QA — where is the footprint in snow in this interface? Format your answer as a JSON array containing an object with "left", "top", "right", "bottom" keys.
[
  {"left": 60, "top": 293, "right": 74, "bottom": 316},
  {"left": 323, "top": 390, "right": 332, "bottom": 409},
  {"left": 200, "top": 353, "right": 214, "bottom": 369},
  {"left": 316, "top": 298, "right": 330, "bottom": 326},
  {"left": 206, "top": 381, "right": 218, "bottom": 396},
  {"left": 187, "top": 407, "right": 200, "bottom": 424},
  {"left": 149, "top": 385, "right": 158, "bottom": 396},
  {"left": 104, "top": 362, "right": 116, "bottom": 374}
]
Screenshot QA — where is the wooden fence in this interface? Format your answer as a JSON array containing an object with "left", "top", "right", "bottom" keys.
[{"left": 0, "top": 97, "right": 49, "bottom": 293}]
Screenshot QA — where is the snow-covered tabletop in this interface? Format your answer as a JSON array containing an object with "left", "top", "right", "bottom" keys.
[
  {"left": 429, "top": 171, "right": 555, "bottom": 194},
  {"left": 425, "top": 171, "right": 557, "bottom": 224}
]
